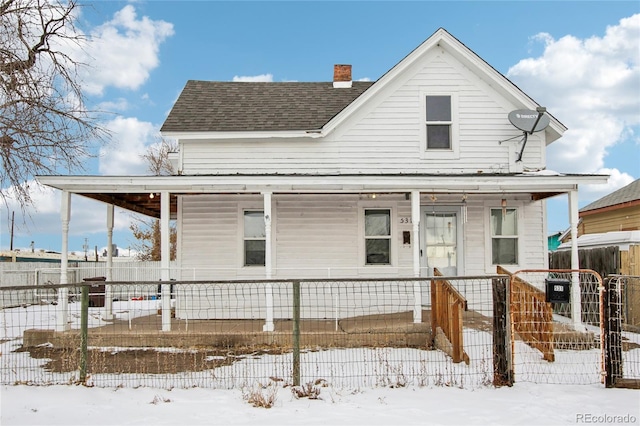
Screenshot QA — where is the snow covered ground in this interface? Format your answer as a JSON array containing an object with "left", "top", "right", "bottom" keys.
[
  {"left": 1, "top": 382, "right": 638, "bottom": 425},
  {"left": 1, "top": 301, "right": 639, "bottom": 425}
]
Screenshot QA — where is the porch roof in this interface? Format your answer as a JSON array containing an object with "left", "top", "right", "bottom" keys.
[{"left": 37, "top": 172, "right": 608, "bottom": 219}]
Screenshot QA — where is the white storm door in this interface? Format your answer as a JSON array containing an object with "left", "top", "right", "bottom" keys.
[{"left": 421, "top": 207, "right": 463, "bottom": 277}]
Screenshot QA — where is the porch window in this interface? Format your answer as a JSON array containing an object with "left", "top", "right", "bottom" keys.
[
  {"left": 244, "top": 210, "right": 265, "bottom": 266},
  {"left": 426, "top": 95, "right": 451, "bottom": 150},
  {"left": 365, "top": 209, "right": 391, "bottom": 265},
  {"left": 491, "top": 208, "right": 518, "bottom": 265}
]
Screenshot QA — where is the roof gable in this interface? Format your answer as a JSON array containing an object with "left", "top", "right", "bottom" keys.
[
  {"left": 322, "top": 28, "right": 566, "bottom": 142},
  {"left": 160, "top": 28, "right": 566, "bottom": 141},
  {"left": 580, "top": 178, "right": 640, "bottom": 212}
]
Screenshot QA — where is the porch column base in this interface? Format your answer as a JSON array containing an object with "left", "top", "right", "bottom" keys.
[{"left": 263, "top": 322, "right": 275, "bottom": 332}]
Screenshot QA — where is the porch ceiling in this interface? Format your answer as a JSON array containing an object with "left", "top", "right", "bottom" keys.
[
  {"left": 37, "top": 173, "right": 609, "bottom": 219},
  {"left": 78, "top": 192, "right": 179, "bottom": 219},
  {"left": 76, "top": 190, "right": 567, "bottom": 219}
]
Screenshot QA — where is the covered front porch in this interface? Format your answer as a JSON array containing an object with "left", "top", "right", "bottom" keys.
[{"left": 36, "top": 172, "right": 607, "bottom": 332}]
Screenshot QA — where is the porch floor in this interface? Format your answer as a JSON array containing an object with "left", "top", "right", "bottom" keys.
[{"left": 24, "top": 310, "right": 436, "bottom": 350}]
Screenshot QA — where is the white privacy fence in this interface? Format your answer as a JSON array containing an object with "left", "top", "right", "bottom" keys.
[{"left": 0, "top": 262, "right": 176, "bottom": 308}]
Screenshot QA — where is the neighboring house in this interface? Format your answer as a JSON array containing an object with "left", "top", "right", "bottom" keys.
[
  {"left": 573, "top": 178, "right": 640, "bottom": 239},
  {"left": 0, "top": 250, "right": 87, "bottom": 263},
  {"left": 547, "top": 232, "right": 563, "bottom": 252},
  {"left": 38, "top": 28, "right": 607, "bottom": 326},
  {"left": 557, "top": 230, "right": 640, "bottom": 252}
]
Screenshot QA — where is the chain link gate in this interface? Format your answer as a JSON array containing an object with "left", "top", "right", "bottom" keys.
[
  {"left": 603, "top": 275, "right": 640, "bottom": 389},
  {"left": 507, "top": 269, "right": 605, "bottom": 385}
]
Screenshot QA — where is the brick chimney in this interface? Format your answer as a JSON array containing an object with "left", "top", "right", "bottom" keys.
[{"left": 333, "top": 64, "right": 352, "bottom": 88}]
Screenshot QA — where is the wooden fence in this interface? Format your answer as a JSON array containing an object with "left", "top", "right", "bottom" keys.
[
  {"left": 549, "top": 246, "right": 620, "bottom": 277},
  {"left": 497, "top": 266, "right": 555, "bottom": 362},
  {"left": 549, "top": 244, "right": 640, "bottom": 278},
  {"left": 550, "top": 245, "right": 640, "bottom": 326},
  {"left": 430, "top": 268, "right": 469, "bottom": 364}
]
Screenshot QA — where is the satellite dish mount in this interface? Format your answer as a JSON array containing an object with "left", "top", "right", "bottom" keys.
[{"left": 501, "top": 107, "right": 550, "bottom": 162}]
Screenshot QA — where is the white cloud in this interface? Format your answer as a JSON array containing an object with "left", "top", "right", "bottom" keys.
[
  {"left": 507, "top": 14, "right": 640, "bottom": 177},
  {"left": 96, "top": 98, "right": 130, "bottom": 112},
  {"left": 99, "top": 117, "right": 159, "bottom": 175},
  {"left": 580, "top": 167, "right": 636, "bottom": 201},
  {"left": 81, "top": 5, "right": 174, "bottom": 96},
  {"left": 232, "top": 74, "right": 274, "bottom": 82}
]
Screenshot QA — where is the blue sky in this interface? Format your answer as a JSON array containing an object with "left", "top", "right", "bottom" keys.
[{"left": 1, "top": 0, "right": 639, "bottom": 255}]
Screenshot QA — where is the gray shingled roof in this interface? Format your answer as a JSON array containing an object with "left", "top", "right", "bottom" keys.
[
  {"left": 161, "top": 80, "right": 375, "bottom": 133},
  {"left": 580, "top": 178, "right": 640, "bottom": 212}
]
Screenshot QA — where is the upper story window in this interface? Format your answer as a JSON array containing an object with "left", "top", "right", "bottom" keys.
[
  {"left": 421, "top": 93, "right": 459, "bottom": 159},
  {"left": 490, "top": 208, "right": 518, "bottom": 265},
  {"left": 244, "top": 210, "right": 265, "bottom": 266},
  {"left": 426, "top": 95, "right": 452, "bottom": 150},
  {"left": 364, "top": 209, "right": 391, "bottom": 265}
]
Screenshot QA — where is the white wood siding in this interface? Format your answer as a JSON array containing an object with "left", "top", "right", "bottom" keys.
[
  {"left": 275, "top": 194, "right": 359, "bottom": 277},
  {"left": 176, "top": 192, "right": 547, "bottom": 319},
  {"left": 178, "top": 194, "right": 547, "bottom": 279},
  {"left": 522, "top": 199, "right": 547, "bottom": 269},
  {"left": 178, "top": 194, "right": 417, "bottom": 281},
  {"left": 179, "top": 194, "right": 243, "bottom": 280},
  {"left": 179, "top": 51, "right": 545, "bottom": 175}
]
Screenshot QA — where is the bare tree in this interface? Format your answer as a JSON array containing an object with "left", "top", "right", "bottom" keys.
[
  {"left": 130, "top": 219, "right": 176, "bottom": 261},
  {"left": 129, "top": 139, "right": 177, "bottom": 261},
  {"left": 0, "top": 0, "right": 106, "bottom": 210},
  {"left": 141, "top": 138, "right": 176, "bottom": 176}
]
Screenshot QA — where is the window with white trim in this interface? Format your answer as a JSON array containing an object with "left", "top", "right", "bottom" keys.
[
  {"left": 426, "top": 95, "right": 452, "bottom": 150},
  {"left": 364, "top": 209, "right": 391, "bottom": 265},
  {"left": 243, "top": 210, "right": 265, "bottom": 266},
  {"left": 490, "top": 208, "right": 518, "bottom": 265}
]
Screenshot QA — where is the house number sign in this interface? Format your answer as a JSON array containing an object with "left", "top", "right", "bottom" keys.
[{"left": 399, "top": 217, "right": 412, "bottom": 224}]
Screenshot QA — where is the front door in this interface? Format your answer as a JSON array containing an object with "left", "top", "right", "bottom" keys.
[{"left": 421, "top": 207, "right": 463, "bottom": 276}]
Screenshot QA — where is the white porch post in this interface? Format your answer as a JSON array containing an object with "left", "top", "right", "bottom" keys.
[
  {"left": 56, "top": 191, "right": 71, "bottom": 332},
  {"left": 262, "top": 191, "right": 274, "bottom": 332},
  {"left": 160, "top": 191, "right": 171, "bottom": 332},
  {"left": 103, "top": 204, "right": 114, "bottom": 320},
  {"left": 568, "top": 189, "right": 582, "bottom": 328},
  {"left": 411, "top": 191, "right": 422, "bottom": 323}
]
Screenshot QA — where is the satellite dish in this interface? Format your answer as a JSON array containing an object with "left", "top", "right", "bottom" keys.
[
  {"left": 508, "top": 108, "right": 550, "bottom": 134},
  {"left": 502, "top": 107, "right": 550, "bottom": 162}
]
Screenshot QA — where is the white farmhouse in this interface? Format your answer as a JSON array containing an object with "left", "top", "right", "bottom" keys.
[{"left": 38, "top": 28, "right": 608, "bottom": 329}]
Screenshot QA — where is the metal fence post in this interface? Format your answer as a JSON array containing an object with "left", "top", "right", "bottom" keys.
[
  {"left": 292, "top": 280, "right": 300, "bottom": 387},
  {"left": 492, "top": 276, "right": 513, "bottom": 386},
  {"left": 80, "top": 284, "right": 89, "bottom": 384}
]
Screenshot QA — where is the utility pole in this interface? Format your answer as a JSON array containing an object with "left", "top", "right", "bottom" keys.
[
  {"left": 83, "top": 238, "right": 88, "bottom": 261},
  {"left": 9, "top": 211, "right": 14, "bottom": 251}
]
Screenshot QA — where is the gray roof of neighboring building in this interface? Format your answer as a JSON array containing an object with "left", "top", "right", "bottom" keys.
[
  {"left": 160, "top": 80, "right": 375, "bottom": 133},
  {"left": 580, "top": 178, "right": 640, "bottom": 212}
]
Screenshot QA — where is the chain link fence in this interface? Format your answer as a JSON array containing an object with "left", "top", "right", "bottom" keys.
[
  {"left": 507, "top": 269, "right": 606, "bottom": 385},
  {"left": 2, "top": 273, "right": 635, "bottom": 390},
  {"left": 1, "top": 277, "right": 501, "bottom": 389}
]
